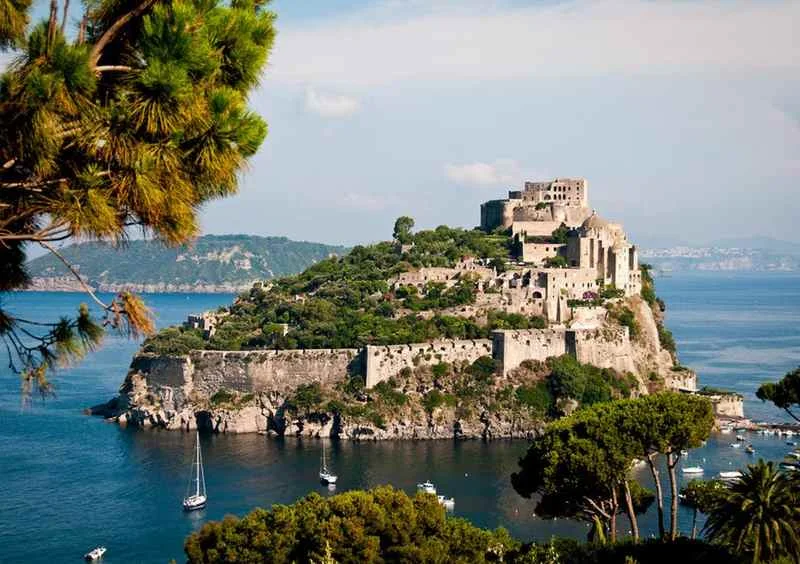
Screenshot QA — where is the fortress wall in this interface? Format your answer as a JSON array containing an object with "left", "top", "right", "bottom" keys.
[
  {"left": 664, "top": 369, "right": 698, "bottom": 392},
  {"left": 365, "top": 339, "right": 493, "bottom": 387},
  {"left": 130, "top": 349, "right": 361, "bottom": 398},
  {"left": 492, "top": 329, "right": 568, "bottom": 376},
  {"left": 188, "top": 349, "right": 361, "bottom": 396},
  {"left": 567, "top": 327, "right": 637, "bottom": 375},
  {"left": 521, "top": 243, "right": 565, "bottom": 264}
]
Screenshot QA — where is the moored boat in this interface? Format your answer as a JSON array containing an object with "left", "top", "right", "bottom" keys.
[
  {"left": 319, "top": 441, "right": 338, "bottom": 485},
  {"left": 437, "top": 494, "right": 455, "bottom": 509},
  {"left": 84, "top": 546, "right": 106, "bottom": 561},
  {"left": 417, "top": 481, "right": 437, "bottom": 495},
  {"left": 183, "top": 431, "right": 207, "bottom": 511},
  {"left": 745, "top": 445, "right": 755, "bottom": 454},
  {"left": 681, "top": 466, "right": 704, "bottom": 475},
  {"left": 719, "top": 471, "right": 742, "bottom": 481}
]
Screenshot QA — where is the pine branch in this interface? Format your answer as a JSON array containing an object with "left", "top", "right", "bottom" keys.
[
  {"left": 39, "top": 240, "right": 109, "bottom": 312},
  {"left": 89, "top": 0, "right": 159, "bottom": 68}
]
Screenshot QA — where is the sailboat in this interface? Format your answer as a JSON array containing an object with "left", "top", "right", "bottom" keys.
[
  {"left": 319, "top": 441, "right": 338, "bottom": 485},
  {"left": 183, "top": 431, "right": 207, "bottom": 511}
]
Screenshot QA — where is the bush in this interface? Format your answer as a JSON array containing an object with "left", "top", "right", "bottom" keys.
[
  {"left": 291, "top": 383, "right": 323, "bottom": 412},
  {"left": 544, "top": 255, "right": 568, "bottom": 268},
  {"left": 209, "top": 388, "right": 236, "bottom": 406},
  {"left": 469, "top": 356, "right": 497, "bottom": 380},
  {"left": 515, "top": 382, "right": 554, "bottom": 415},
  {"left": 658, "top": 324, "right": 676, "bottom": 354},
  {"left": 610, "top": 306, "right": 640, "bottom": 338},
  {"left": 599, "top": 284, "right": 624, "bottom": 299},
  {"left": 432, "top": 362, "right": 450, "bottom": 378},
  {"left": 372, "top": 381, "right": 407, "bottom": 407}
]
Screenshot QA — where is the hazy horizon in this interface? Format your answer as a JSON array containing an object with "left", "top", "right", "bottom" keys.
[{"left": 9, "top": 0, "right": 800, "bottom": 249}]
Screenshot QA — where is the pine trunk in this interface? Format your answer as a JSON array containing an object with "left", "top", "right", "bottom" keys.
[
  {"left": 647, "top": 454, "right": 666, "bottom": 538},
  {"left": 623, "top": 480, "right": 640, "bottom": 541},
  {"left": 667, "top": 451, "right": 679, "bottom": 540}
]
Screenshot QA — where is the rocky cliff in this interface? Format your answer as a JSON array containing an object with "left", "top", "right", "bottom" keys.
[{"left": 91, "top": 296, "right": 694, "bottom": 439}]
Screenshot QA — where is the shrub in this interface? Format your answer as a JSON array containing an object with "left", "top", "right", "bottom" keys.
[
  {"left": 610, "top": 306, "right": 640, "bottom": 338},
  {"left": 432, "top": 362, "right": 450, "bottom": 378},
  {"left": 544, "top": 255, "right": 568, "bottom": 268},
  {"left": 469, "top": 356, "right": 497, "bottom": 380},
  {"left": 515, "top": 382, "right": 554, "bottom": 415},
  {"left": 599, "top": 284, "right": 625, "bottom": 299},
  {"left": 658, "top": 324, "right": 676, "bottom": 354},
  {"left": 373, "top": 381, "right": 407, "bottom": 407},
  {"left": 210, "top": 388, "right": 236, "bottom": 406},
  {"left": 292, "top": 383, "right": 323, "bottom": 411}
]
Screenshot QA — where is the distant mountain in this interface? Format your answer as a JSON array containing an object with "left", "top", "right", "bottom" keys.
[
  {"left": 26, "top": 235, "right": 349, "bottom": 293},
  {"left": 641, "top": 239, "right": 800, "bottom": 273}
]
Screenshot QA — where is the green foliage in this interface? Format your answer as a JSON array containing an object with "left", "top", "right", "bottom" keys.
[
  {"left": 290, "top": 383, "right": 323, "bottom": 412},
  {"left": 432, "top": 362, "right": 450, "bottom": 378},
  {"left": 371, "top": 380, "right": 407, "bottom": 407},
  {"left": 422, "top": 389, "right": 456, "bottom": 414},
  {"left": 209, "top": 389, "right": 235, "bottom": 406},
  {"left": 599, "top": 284, "right": 625, "bottom": 300},
  {"left": 402, "top": 279, "right": 477, "bottom": 311},
  {"left": 469, "top": 356, "right": 497, "bottom": 381},
  {"left": 140, "top": 327, "right": 205, "bottom": 355},
  {"left": 393, "top": 216, "right": 415, "bottom": 244},
  {"left": 515, "top": 382, "right": 554, "bottom": 416},
  {"left": 546, "top": 355, "right": 632, "bottom": 406},
  {"left": 551, "top": 223, "right": 570, "bottom": 245},
  {"left": 609, "top": 305, "right": 640, "bottom": 339},
  {"left": 144, "top": 222, "right": 515, "bottom": 354},
  {"left": 184, "top": 486, "right": 520, "bottom": 563},
  {"left": 704, "top": 459, "right": 800, "bottom": 563},
  {"left": 757, "top": 366, "right": 800, "bottom": 423},
  {"left": 0, "top": 0, "right": 275, "bottom": 386},
  {"left": 658, "top": 325, "right": 676, "bottom": 355},
  {"left": 544, "top": 255, "right": 568, "bottom": 268},
  {"left": 487, "top": 311, "right": 547, "bottom": 330}
]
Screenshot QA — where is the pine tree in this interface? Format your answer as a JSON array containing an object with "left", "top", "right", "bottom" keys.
[{"left": 0, "top": 0, "right": 274, "bottom": 395}]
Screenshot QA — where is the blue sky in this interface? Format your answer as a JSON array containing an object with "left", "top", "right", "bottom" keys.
[{"left": 18, "top": 0, "right": 800, "bottom": 247}]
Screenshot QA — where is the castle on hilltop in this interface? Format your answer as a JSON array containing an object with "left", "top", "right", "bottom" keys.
[{"left": 480, "top": 177, "right": 641, "bottom": 305}]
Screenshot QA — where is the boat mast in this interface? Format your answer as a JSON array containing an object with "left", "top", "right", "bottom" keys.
[
  {"left": 321, "top": 441, "right": 326, "bottom": 472},
  {"left": 195, "top": 431, "right": 202, "bottom": 497}
]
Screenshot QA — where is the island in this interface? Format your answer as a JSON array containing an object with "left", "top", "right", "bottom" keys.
[{"left": 92, "top": 177, "right": 743, "bottom": 438}]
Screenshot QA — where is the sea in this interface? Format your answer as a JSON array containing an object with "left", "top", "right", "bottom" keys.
[{"left": 1, "top": 272, "right": 799, "bottom": 563}]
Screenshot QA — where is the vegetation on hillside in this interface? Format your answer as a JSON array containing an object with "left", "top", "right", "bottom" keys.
[
  {"left": 142, "top": 223, "right": 519, "bottom": 353},
  {"left": 27, "top": 235, "right": 348, "bottom": 287},
  {"left": 0, "top": 0, "right": 274, "bottom": 394}
]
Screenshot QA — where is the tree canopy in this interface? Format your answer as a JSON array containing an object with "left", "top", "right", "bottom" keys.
[
  {"left": 757, "top": 366, "right": 800, "bottom": 423},
  {"left": 0, "top": 0, "right": 274, "bottom": 393}
]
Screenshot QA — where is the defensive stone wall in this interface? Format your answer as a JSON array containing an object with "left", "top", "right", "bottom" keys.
[
  {"left": 492, "top": 328, "right": 568, "bottom": 376},
  {"left": 567, "top": 326, "right": 637, "bottom": 375},
  {"left": 131, "top": 348, "right": 362, "bottom": 399},
  {"left": 711, "top": 393, "right": 745, "bottom": 418},
  {"left": 365, "top": 339, "right": 493, "bottom": 387}
]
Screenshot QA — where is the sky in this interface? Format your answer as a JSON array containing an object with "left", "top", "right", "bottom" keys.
[{"left": 13, "top": 0, "right": 800, "bottom": 248}]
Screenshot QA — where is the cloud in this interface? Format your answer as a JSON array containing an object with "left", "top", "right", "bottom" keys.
[
  {"left": 270, "top": 0, "right": 799, "bottom": 87},
  {"left": 444, "top": 159, "right": 521, "bottom": 187},
  {"left": 305, "top": 88, "right": 360, "bottom": 117}
]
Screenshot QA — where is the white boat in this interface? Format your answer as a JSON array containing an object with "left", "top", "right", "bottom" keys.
[
  {"left": 680, "top": 450, "right": 689, "bottom": 457},
  {"left": 736, "top": 434, "right": 746, "bottom": 441},
  {"left": 720, "top": 427, "right": 732, "bottom": 434},
  {"left": 319, "top": 441, "right": 338, "bottom": 485},
  {"left": 84, "top": 546, "right": 106, "bottom": 561},
  {"left": 730, "top": 443, "right": 741, "bottom": 449},
  {"left": 183, "top": 431, "right": 207, "bottom": 511},
  {"left": 787, "top": 441, "right": 797, "bottom": 446},
  {"left": 417, "top": 481, "right": 437, "bottom": 495},
  {"left": 719, "top": 471, "right": 742, "bottom": 480},
  {"left": 437, "top": 494, "right": 455, "bottom": 509},
  {"left": 681, "top": 466, "right": 704, "bottom": 475},
  {"left": 745, "top": 445, "right": 755, "bottom": 454}
]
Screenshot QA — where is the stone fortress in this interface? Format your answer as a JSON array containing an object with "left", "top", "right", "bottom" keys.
[{"left": 106, "top": 177, "right": 749, "bottom": 434}]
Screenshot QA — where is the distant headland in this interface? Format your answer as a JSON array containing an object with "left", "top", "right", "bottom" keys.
[
  {"left": 91, "top": 178, "right": 743, "bottom": 438},
  {"left": 25, "top": 235, "right": 349, "bottom": 293}
]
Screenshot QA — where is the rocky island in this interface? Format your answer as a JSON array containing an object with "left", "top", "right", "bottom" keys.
[{"left": 93, "top": 178, "right": 741, "bottom": 438}]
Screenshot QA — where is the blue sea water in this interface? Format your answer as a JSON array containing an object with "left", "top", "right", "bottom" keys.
[{"left": 0, "top": 273, "right": 798, "bottom": 563}]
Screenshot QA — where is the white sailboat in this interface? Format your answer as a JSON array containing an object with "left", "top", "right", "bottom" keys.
[
  {"left": 83, "top": 546, "right": 106, "bottom": 561},
  {"left": 183, "top": 431, "right": 207, "bottom": 511},
  {"left": 319, "top": 441, "right": 338, "bottom": 485}
]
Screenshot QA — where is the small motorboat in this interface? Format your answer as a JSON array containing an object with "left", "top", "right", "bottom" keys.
[
  {"left": 787, "top": 441, "right": 797, "bottom": 446},
  {"left": 437, "top": 495, "right": 455, "bottom": 509},
  {"left": 417, "top": 481, "right": 437, "bottom": 495},
  {"left": 680, "top": 450, "right": 689, "bottom": 457},
  {"left": 720, "top": 426, "right": 732, "bottom": 434},
  {"left": 681, "top": 466, "right": 704, "bottom": 475},
  {"left": 719, "top": 471, "right": 743, "bottom": 481},
  {"left": 84, "top": 546, "right": 106, "bottom": 561},
  {"left": 736, "top": 434, "right": 746, "bottom": 442},
  {"left": 730, "top": 443, "right": 741, "bottom": 449},
  {"left": 745, "top": 445, "right": 755, "bottom": 454}
]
